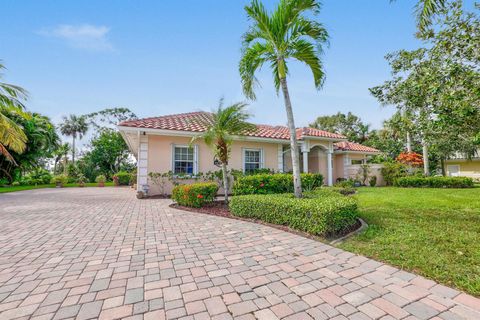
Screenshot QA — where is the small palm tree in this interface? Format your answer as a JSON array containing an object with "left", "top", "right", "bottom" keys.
[
  {"left": 59, "top": 115, "right": 88, "bottom": 164},
  {"left": 239, "top": 0, "right": 328, "bottom": 198},
  {"left": 53, "top": 143, "right": 70, "bottom": 174},
  {"left": 0, "top": 62, "right": 29, "bottom": 164},
  {"left": 192, "top": 100, "right": 255, "bottom": 203}
]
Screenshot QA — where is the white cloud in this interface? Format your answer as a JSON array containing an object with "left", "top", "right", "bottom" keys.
[{"left": 38, "top": 24, "right": 114, "bottom": 52}]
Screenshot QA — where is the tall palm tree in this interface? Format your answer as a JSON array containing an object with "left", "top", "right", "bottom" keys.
[
  {"left": 0, "top": 61, "right": 29, "bottom": 164},
  {"left": 239, "top": 0, "right": 328, "bottom": 198},
  {"left": 191, "top": 100, "right": 255, "bottom": 203},
  {"left": 59, "top": 115, "right": 88, "bottom": 164}
]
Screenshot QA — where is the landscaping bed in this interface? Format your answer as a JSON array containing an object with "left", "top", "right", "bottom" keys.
[
  {"left": 170, "top": 200, "right": 362, "bottom": 241},
  {"left": 170, "top": 179, "right": 361, "bottom": 241}
]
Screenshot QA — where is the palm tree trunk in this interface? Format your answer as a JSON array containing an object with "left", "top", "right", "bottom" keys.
[
  {"left": 280, "top": 77, "right": 302, "bottom": 198},
  {"left": 72, "top": 136, "right": 76, "bottom": 165},
  {"left": 222, "top": 163, "right": 229, "bottom": 204}
]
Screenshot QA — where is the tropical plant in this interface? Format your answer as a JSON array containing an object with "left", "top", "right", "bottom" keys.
[
  {"left": 0, "top": 112, "right": 59, "bottom": 183},
  {"left": 53, "top": 143, "right": 70, "bottom": 174},
  {"left": 0, "top": 62, "right": 29, "bottom": 164},
  {"left": 191, "top": 100, "right": 255, "bottom": 203},
  {"left": 239, "top": 0, "right": 329, "bottom": 198},
  {"left": 59, "top": 114, "right": 88, "bottom": 164}
]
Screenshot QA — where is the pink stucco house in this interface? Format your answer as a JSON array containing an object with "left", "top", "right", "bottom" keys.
[{"left": 118, "top": 112, "right": 381, "bottom": 195}]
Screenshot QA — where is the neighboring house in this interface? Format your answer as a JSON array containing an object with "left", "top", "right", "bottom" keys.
[
  {"left": 445, "top": 151, "right": 480, "bottom": 181},
  {"left": 118, "top": 112, "right": 381, "bottom": 195}
]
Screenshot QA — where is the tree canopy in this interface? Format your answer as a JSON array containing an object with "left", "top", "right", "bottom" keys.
[{"left": 309, "top": 112, "right": 370, "bottom": 143}]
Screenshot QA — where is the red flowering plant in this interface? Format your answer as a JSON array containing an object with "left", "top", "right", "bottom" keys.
[
  {"left": 396, "top": 152, "right": 423, "bottom": 167},
  {"left": 172, "top": 182, "right": 219, "bottom": 208}
]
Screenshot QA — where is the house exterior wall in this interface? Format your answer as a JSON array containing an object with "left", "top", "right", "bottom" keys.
[
  {"left": 445, "top": 160, "right": 480, "bottom": 181},
  {"left": 146, "top": 135, "right": 280, "bottom": 195},
  {"left": 333, "top": 154, "right": 344, "bottom": 182},
  {"left": 136, "top": 133, "right": 384, "bottom": 195}
]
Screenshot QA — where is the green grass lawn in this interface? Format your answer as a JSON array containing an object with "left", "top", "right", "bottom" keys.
[
  {"left": 340, "top": 187, "right": 480, "bottom": 296},
  {"left": 0, "top": 182, "right": 115, "bottom": 193}
]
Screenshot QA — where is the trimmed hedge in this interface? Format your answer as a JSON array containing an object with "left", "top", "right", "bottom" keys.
[
  {"left": 233, "top": 173, "right": 323, "bottom": 195},
  {"left": 172, "top": 182, "right": 219, "bottom": 208},
  {"left": 229, "top": 191, "right": 358, "bottom": 236},
  {"left": 394, "top": 176, "right": 474, "bottom": 188}
]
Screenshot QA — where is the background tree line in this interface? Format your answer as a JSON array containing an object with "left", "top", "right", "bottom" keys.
[{"left": 0, "top": 62, "right": 136, "bottom": 185}]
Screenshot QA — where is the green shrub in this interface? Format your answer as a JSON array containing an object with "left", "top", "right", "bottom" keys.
[
  {"left": 51, "top": 174, "right": 68, "bottom": 186},
  {"left": 95, "top": 175, "right": 106, "bottom": 183},
  {"left": 233, "top": 173, "right": 323, "bottom": 195},
  {"left": 381, "top": 162, "right": 409, "bottom": 186},
  {"left": 334, "top": 179, "right": 356, "bottom": 188},
  {"left": 113, "top": 171, "right": 131, "bottom": 185},
  {"left": 229, "top": 192, "right": 358, "bottom": 236},
  {"left": 11, "top": 181, "right": 20, "bottom": 186},
  {"left": 77, "top": 174, "right": 87, "bottom": 184},
  {"left": 172, "top": 182, "right": 219, "bottom": 208},
  {"left": 394, "top": 176, "right": 474, "bottom": 188},
  {"left": 369, "top": 176, "right": 377, "bottom": 187},
  {"left": 323, "top": 186, "right": 357, "bottom": 196}
]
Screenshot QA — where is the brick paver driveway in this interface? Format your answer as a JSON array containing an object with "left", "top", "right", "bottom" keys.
[{"left": 0, "top": 188, "right": 479, "bottom": 320}]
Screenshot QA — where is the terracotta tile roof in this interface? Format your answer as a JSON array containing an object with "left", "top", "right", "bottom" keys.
[
  {"left": 296, "top": 127, "right": 346, "bottom": 140},
  {"left": 334, "top": 141, "right": 380, "bottom": 153},
  {"left": 118, "top": 111, "right": 346, "bottom": 140}
]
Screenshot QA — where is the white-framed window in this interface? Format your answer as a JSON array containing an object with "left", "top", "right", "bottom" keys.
[
  {"left": 172, "top": 145, "right": 198, "bottom": 175},
  {"left": 243, "top": 148, "right": 263, "bottom": 173},
  {"left": 447, "top": 165, "right": 460, "bottom": 177}
]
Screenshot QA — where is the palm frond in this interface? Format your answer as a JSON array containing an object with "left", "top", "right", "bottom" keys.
[
  {"left": 287, "top": 39, "right": 325, "bottom": 89},
  {"left": 240, "top": 0, "right": 328, "bottom": 99},
  {"left": 239, "top": 42, "right": 274, "bottom": 100},
  {"left": 415, "top": 0, "right": 447, "bottom": 32},
  {"left": 0, "top": 112, "right": 27, "bottom": 154},
  {"left": 0, "top": 62, "right": 29, "bottom": 109}
]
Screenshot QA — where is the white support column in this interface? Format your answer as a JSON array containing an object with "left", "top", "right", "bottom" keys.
[
  {"left": 343, "top": 154, "right": 350, "bottom": 179},
  {"left": 137, "top": 133, "right": 149, "bottom": 193},
  {"left": 277, "top": 144, "right": 284, "bottom": 173},
  {"left": 327, "top": 150, "right": 333, "bottom": 186},
  {"left": 302, "top": 151, "right": 309, "bottom": 173}
]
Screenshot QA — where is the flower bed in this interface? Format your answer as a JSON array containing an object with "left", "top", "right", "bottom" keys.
[
  {"left": 229, "top": 189, "right": 358, "bottom": 237},
  {"left": 394, "top": 176, "right": 474, "bottom": 188},
  {"left": 233, "top": 173, "right": 323, "bottom": 195},
  {"left": 172, "top": 182, "right": 219, "bottom": 208}
]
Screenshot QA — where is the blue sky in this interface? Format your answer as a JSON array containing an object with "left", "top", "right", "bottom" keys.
[{"left": 2, "top": 0, "right": 432, "bottom": 132}]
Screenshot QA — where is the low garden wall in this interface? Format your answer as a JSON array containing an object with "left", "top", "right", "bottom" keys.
[{"left": 346, "top": 164, "right": 385, "bottom": 186}]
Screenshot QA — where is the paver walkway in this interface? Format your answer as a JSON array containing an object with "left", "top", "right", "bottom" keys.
[{"left": 0, "top": 188, "right": 479, "bottom": 320}]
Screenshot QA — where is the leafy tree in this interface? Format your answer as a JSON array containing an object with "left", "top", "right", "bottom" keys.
[
  {"left": 191, "top": 100, "right": 255, "bottom": 203},
  {"left": 239, "top": 0, "right": 328, "bottom": 197},
  {"left": 0, "top": 62, "right": 28, "bottom": 163},
  {"left": 370, "top": 3, "right": 480, "bottom": 174},
  {"left": 0, "top": 112, "right": 59, "bottom": 182},
  {"left": 309, "top": 112, "right": 370, "bottom": 143},
  {"left": 84, "top": 107, "right": 137, "bottom": 129},
  {"left": 80, "top": 129, "right": 132, "bottom": 181},
  {"left": 59, "top": 114, "right": 88, "bottom": 164}
]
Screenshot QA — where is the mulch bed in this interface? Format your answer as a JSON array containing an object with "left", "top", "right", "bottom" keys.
[{"left": 170, "top": 200, "right": 362, "bottom": 243}]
